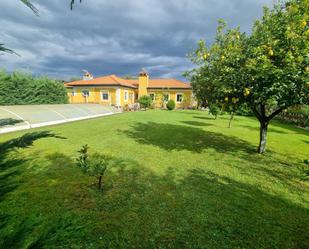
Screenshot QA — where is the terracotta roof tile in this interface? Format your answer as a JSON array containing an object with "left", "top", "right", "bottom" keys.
[
  {"left": 148, "top": 79, "right": 191, "bottom": 89},
  {"left": 65, "top": 75, "right": 137, "bottom": 88},
  {"left": 65, "top": 75, "right": 191, "bottom": 89}
]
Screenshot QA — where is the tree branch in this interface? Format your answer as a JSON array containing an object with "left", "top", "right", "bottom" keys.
[
  {"left": 20, "top": 0, "right": 39, "bottom": 16},
  {"left": 267, "top": 107, "right": 286, "bottom": 121},
  {"left": 0, "top": 44, "right": 20, "bottom": 56},
  {"left": 71, "top": 0, "right": 82, "bottom": 10},
  {"left": 260, "top": 104, "right": 266, "bottom": 118},
  {"left": 251, "top": 106, "right": 263, "bottom": 122}
]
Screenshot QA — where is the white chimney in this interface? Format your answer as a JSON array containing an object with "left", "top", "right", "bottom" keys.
[{"left": 82, "top": 70, "right": 94, "bottom": 80}]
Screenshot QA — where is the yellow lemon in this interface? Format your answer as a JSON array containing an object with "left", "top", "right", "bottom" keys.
[
  {"left": 224, "top": 97, "right": 229, "bottom": 102},
  {"left": 232, "top": 97, "right": 237, "bottom": 103},
  {"left": 243, "top": 88, "right": 251, "bottom": 96},
  {"left": 268, "top": 49, "right": 274, "bottom": 57},
  {"left": 301, "top": 20, "right": 307, "bottom": 29},
  {"left": 203, "top": 53, "right": 210, "bottom": 60},
  {"left": 221, "top": 55, "right": 226, "bottom": 60}
]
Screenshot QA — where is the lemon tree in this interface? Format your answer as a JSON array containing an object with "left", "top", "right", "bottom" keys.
[{"left": 187, "top": 0, "right": 309, "bottom": 153}]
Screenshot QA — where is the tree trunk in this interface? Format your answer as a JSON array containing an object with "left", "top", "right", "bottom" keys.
[
  {"left": 251, "top": 104, "right": 285, "bottom": 154},
  {"left": 258, "top": 121, "right": 268, "bottom": 154},
  {"left": 228, "top": 112, "right": 234, "bottom": 128},
  {"left": 98, "top": 175, "right": 102, "bottom": 190}
]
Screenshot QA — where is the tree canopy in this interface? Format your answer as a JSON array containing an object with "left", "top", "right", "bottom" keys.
[{"left": 186, "top": 0, "right": 309, "bottom": 153}]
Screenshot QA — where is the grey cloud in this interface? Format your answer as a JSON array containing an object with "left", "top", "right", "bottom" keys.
[{"left": 0, "top": 0, "right": 272, "bottom": 80}]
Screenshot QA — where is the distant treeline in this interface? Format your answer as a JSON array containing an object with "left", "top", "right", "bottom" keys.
[{"left": 0, "top": 70, "right": 68, "bottom": 105}]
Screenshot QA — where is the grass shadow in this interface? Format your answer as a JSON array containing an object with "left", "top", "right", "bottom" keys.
[
  {"left": 0, "top": 131, "right": 66, "bottom": 155},
  {"left": 91, "top": 163, "right": 309, "bottom": 248},
  {"left": 193, "top": 115, "right": 215, "bottom": 120},
  {"left": 302, "top": 140, "right": 309, "bottom": 145},
  {"left": 0, "top": 158, "right": 24, "bottom": 202},
  {"left": 123, "top": 122, "right": 255, "bottom": 154},
  {"left": 246, "top": 116, "right": 309, "bottom": 136},
  {"left": 1, "top": 153, "right": 308, "bottom": 248},
  {"left": 181, "top": 121, "right": 213, "bottom": 127},
  {"left": 172, "top": 110, "right": 204, "bottom": 115},
  {"left": 239, "top": 124, "right": 289, "bottom": 134},
  {"left": 0, "top": 131, "right": 66, "bottom": 203}
]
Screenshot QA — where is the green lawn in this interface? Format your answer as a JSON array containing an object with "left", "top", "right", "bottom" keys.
[{"left": 0, "top": 110, "right": 308, "bottom": 249}]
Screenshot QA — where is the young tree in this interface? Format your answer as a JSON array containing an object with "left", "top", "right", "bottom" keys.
[
  {"left": 76, "top": 145, "right": 111, "bottom": 191},
  {"left": 223, "top": 97, "right": 240, "bottom": 128},
  {"left": 187, "top": 0, "right": 309, "bottom": 153},
  {"left": 89, "top": 153, "right": 110, "bottom": 190},
  {"left": 209, "top": 105, "right": 220, "bottom": 119}
]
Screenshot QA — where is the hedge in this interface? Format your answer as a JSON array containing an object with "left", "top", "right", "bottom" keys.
[
  {"left": 0, "top": 70, "right": 68, "bottom": 105},
  {"left": 277, "top": 105, "right": 309, "bottom": 127}
]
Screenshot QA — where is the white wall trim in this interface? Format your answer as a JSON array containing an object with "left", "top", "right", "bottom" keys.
[
  {"left": 116, "top": 88, "right": 121, "bottom": 106},
  {"left": 100, "top": 90, "right": 110, "bottom": 102},
  {"left": 124, "top": 90, "right": 129, "bottom": 102}
]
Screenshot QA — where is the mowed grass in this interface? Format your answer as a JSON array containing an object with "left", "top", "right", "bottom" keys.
[{"left": 0, "top": 110, "right": 308, "bottom": 249}]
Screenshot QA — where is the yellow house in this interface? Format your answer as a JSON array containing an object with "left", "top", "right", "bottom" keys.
[{"left": 65, "top": 71, "right": 193, "bottom": 109}]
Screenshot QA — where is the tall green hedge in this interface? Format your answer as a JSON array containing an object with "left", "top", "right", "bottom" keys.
[{"left": 0, "top": 70, "right": 68, "bottom": 105}]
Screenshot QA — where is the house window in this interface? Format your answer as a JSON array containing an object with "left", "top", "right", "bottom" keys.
[
  {"left": 176, "top": 93, "right": 183, "bottom": 103},
  {"left": 149, "top": 93, "right": 155, "bottom": 101},
  {"left": 101, "top": 90, "right": 109, "bottom": 101},
  {"left": 124, "top": 90, "right": 128, "bottom": 101},
  {"left": 71, "top": 88, "right": 76, "bottom": 96},
  {"left": 163, "top": 93, "right": 169, "bottom": 102},
  {"left": 81, "top": 89, "right": 90, "bottom": 97},
  {"left": 129, "top": 92, "right": 134, "bottom": 101}
]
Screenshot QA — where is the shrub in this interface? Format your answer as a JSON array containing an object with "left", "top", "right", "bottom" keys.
[
  {"left": 166, "top": 100, "right": 175, "bottom": 110},
  {"left": 0, "top": 70, "right": 68, "bottom": 105},
  {"left": 209, "top": 105, "right": 220, "bottom": 119},
  {"left": 138, "top": 95, "right": 152, "bottom": 110}
]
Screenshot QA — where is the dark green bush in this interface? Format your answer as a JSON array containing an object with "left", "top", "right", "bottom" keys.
[
  {"left": 138, "top": 95, "right": 152, "bottom": 110},
  {"left": 0, "top": 70, "right": 68, "bottom": 105},
  {"left": 166, "top": 100, "right": 175, "bottom": 110}
]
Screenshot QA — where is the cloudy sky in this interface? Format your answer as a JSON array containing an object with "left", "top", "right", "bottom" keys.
[{"left": 0, "top": 0, "right": 272, "bottom": 80}]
